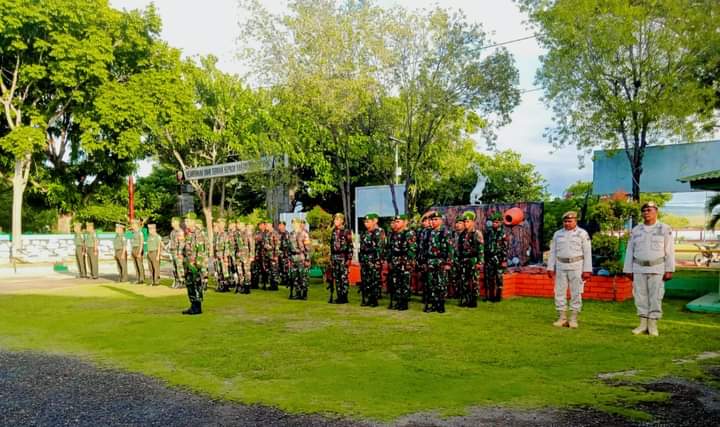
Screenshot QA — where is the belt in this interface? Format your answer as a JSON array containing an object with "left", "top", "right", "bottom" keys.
[
  {"left": 558, "top": 256, "right": 583, "bottom": 263},
  {"left": 633, "top": 257, "right": 665, "bottom": 267}
]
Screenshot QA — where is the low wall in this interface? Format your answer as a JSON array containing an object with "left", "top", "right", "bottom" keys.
[
  {"left": 503, "top": 271, "right": 633, "bottom": 302},
  {"left": 0, "top": 234, "right": 118, "bottom": 263}
]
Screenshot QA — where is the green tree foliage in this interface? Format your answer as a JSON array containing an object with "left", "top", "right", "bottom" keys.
[
  {"left": 418, "top": 149, "right": 548, "bottom": 208},
  {"left": 0, "top": 0, "right": 162, "bottom": 245},
  {"left": 387, "top": 7, "right": 521, "bottom": 212},
  {"left": 520, "top": 0, "right": 719, "bottom": 201}
]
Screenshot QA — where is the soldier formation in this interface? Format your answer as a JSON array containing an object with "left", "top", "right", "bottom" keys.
[{"left": 72, "top": 201, "right": 677, "bottom": 335}]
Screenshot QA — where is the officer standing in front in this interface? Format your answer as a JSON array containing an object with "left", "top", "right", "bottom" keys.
[
  {"left": 547, "top": 211, "right": 592, "bottom": 329},
  {"left": 113, "top": 223, "right": 128, "bottom": 282},
  {"left": 359, "top": 213, "right": 386, "bottom": 307},
  {"left": 623, "top": 201, "right": 675, "bottom": 337},
  {"left": 328, "top": 213, "right": 353, "bottom": 304}
]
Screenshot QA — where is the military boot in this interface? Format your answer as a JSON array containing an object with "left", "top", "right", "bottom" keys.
[
  {"left": 568, "top": 311, "right": 579, "bottom": 329},
  {"left": 647, "top": 318, "right": 659, "bottom": 336},
  {"left": 301, "top": 289, "right": 308, "bottom": 300},
  {"left": 467, "top": 296, "right": 478, "bottom": 308},
  {"left": 437, "top": 300, "right": 446, "bottom": 313},
  {"left": 191, "top": 301, "right": 202, "bottom": 315},
  {"left": 182, "top": 304, "right": 194, "bottom": 315},
  {"left": 632, "top": 317, "right": 648, "bottom": 335},
  {"left": 553, "top": 311, "right": 568, "bottom": 327}
]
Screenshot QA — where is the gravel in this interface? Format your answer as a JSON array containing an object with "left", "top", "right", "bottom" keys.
[{"left": 1, "top": 350, "right": 719, "bottom": 426}]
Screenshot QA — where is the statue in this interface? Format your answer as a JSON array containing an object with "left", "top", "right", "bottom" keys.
[{"left": 469, "top": 163, "right": 487, "bottom": 205}]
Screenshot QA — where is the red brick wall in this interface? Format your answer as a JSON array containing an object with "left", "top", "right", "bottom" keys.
[{"left": 502, "top": 272, "right": 633, "bottom": 302}]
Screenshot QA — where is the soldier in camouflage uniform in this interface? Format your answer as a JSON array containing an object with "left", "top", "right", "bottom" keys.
[
  {"left": 262, "top": 220, "right": 280, "bottom": 291},
  {"left": 225, "top": 221, "right": 239, "bottom": 290},
  {"left": 251, "top": 221, "right": 264, "bottom": 289},
  {"left": 195, "top": 220, "right": 210, "bottom": 292},
  {"left": 458, "top": 211, "right": 484, "bottom": 308},
  {"left": 182, "top": 214, "right": 207, "bottom": 315},
  {"left": 288, "top": 218, "right": 311, "bottom": 300},
  {"left": 448, "top": 217, "right": 466, "bottom": 299},
  {"left": 416, "top": 213, "right": 432, "bottom": 306},
  {"left": 484, "top": 211, "right": 509, "bottom": 302},
  {"left": 385, "top": 214, "right": 416, "bottom": 311},
  {"left": 213, "top": 220, "right": 231, "bottom": 292},
  {"left": 277, "top": 221, "right": 291, "bottom": 289},
  {"left": 234, "top": 222, "right": 254, "bottom": 294},
  {"left": 329, "top": 213, "right": 353, "bottom": 304},
  {"left": 168, "top": 217, "right": 185, "bottom": 289},
  {"left": 422, "top": 212, "right": 453, "bottom": 313},
  {"left": 359, "top": 213, "right": 386, "bottom": 307}
]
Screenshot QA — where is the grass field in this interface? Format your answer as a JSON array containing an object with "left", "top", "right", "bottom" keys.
[{"left": 1, "top": 279, "right": 719, "bottom": 421}]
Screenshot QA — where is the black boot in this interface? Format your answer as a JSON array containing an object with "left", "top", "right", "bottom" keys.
[
  {"left": 289, "top": 287, "right": 295, "bottom": 299},
  {"left": 182, "top": 304, "right": 194, "bottom": 315},
  {"left": 191, "top": 301, "right": 202, "bottom": 314},
  {"left": 467, "top": 296, "right": 477, "bottom": 308},
  {"left": 437, "top": 300, "right": 445, "bottom": 313},
  {"left": 397, "top": 300, "right": 408, "bottom": 311}
]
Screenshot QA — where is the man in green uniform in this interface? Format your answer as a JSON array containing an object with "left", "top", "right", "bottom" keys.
[
  {"left": 329, "top": 213, "right": 353, "bottom": 304},
  {"left": 213, "top": 219, "right": 230, "bottom": 292},
  {"left": 359, "top": 213, "right": 386, "bottom": 307},
  {"left": 422, "top": 212, "right": 453, "bottom": 313},
  {"left": 277, "top": 221, "right": 291, "bottom": 289},
  {"left": 449, "top": 216, "right": 466, "bottom": 299},
  {"left": 182, "top": 214, "right": 207, "bottom": 315},
  {"left": 251, "top": 221, "right": 264, "bottom": 289},
  {"left": 226, "top": 220, "right": 239, "bottom": 290},
  {"left": 288, "top": 218, "right": 311, "bottom": 300},
  {"left": 484, "top": 211, "right": 508, "bottom": 302},
  {"left": 385, "top": 215, "right": 416, "bottom": 311},
  {"left": 458, "top": 211, "right": 484, "bottom": 308},
  {"left": 416, "top": 213, "right": 432, "bottom": 306},
  {"left": 235, "top": 222, "right": 253, "bottom": 294},
  {"left": 169, "top": 217, "right": 185, "bottom": 289},
  {"left": 146, "top": 224, "right": 163, "bottom": 286},
  {"left": 73, "top": 223, "right": 88, "bottom": 279},
  {"left": 85, "top": 222, "right": 99, "bottom": 279},
  {"left": 113, "top": 223, "right": 128, "bottom": 282},
  {"left": 130, "top": 220, "right": 145, "bottom": 284}
]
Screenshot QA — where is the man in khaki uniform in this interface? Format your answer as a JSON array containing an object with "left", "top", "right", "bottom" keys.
[
  {"left": 73, "top": 223, "right": 88, "bottom": 279},
  {"left": 85, "top": 222, "right": 99, "bottom": 279},
  {"left": 146, "top": 224, "right": 163, "bottom": 286},
  {"left": 113, "top": 223, "right": 128, "bottom": 282},
  {"left": 547, "top": 211, "right": 592, "bottom": 328},
  {"left": 131, "top": 221, "right": 145, "bottom": 284},
  {"left": 623, "top": 201, "right": 675, "bottom": 336}
]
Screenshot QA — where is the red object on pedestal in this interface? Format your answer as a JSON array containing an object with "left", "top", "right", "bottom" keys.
[{"left": 503, "top": 207, "right": 524, "bottom": 226}]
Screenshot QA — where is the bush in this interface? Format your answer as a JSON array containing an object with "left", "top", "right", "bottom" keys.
[
  {"left": 306, "top": 206, "right": 332, "bottom": 269},
  {"left": 591, "top": 233, "right": 626, "bottom": 275}
]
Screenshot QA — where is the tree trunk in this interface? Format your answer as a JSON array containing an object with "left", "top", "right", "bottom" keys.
[
  {"left": 219, "top": 179, "right": 226, "bottom": 218},
  {"left": 206, "top": 178, "right": 215, "bottom": 257},
  {"left": 11, "top": 155, "right": 30, "bottom": 252}
]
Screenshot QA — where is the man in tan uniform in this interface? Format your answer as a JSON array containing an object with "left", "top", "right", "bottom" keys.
[
  {"left": 73, "top": 223, "right": 88, "bottom": 279},
  {"left": 547, "top": 211, "right": 592, "bottom": 329},
  {"left": 85, "top": 222, "right": 99, "bottom": 279},
  {"left": 113, "top": 223, "right": 128, "bottom": 282},
  {"left": 131, "top": 220, "right": 145, "bottom": 284},
  {"left": 623, "top": 201, "right": 675, "bottom": 336},
  {"left": 146, "top": 224, "right": 163, "bottom": 286}
]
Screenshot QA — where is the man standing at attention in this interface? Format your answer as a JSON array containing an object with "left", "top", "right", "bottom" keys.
[
  {"left": 73, "top": 222, "right": 87, "bottom": 279},
  {"left": 85, "top": 222, "right": 99, "bottom": 279},
  {"left": 623, "top": 201, "right": 675, "bottom": 336},
  {"left": 146, "top": 224, "right": 163, "bottom": 286},
  {"left": 547, "top": 211, "right": 592, "bottom": 329},
  {"left": 329, "top": 213, "right": 353, "bottom": 304},
  {"left": 113, "top": 223, "right": 128, "bottom": 282}
]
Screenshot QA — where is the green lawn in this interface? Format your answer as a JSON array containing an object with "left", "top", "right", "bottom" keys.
[{"left": 1, "top": 280, "right": 719, "bottom": 421}]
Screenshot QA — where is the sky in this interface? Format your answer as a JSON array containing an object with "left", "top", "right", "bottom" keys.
[{"left": 110, "top": 0, "right": 710, "bottom": 213}]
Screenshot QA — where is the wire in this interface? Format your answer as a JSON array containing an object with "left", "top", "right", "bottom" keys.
[{"left": 480, "top": 35, "right": 537, "bottom": 50}]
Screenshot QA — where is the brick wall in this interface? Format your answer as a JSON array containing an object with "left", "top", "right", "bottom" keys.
[{"left": 503, "top": 271, "right": 633, "bottom": 302}]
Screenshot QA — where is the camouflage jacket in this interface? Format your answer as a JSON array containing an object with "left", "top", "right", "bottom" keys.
[
  {"left": 277, "top": 230, "right": 291, "bottom": 260},
  {"left": 235, "top": 230, "right": 252, "bottom": 258},
  {"left": 424, "top": 227, "right": 453, "bottom": 268},
  {"left": 359, "top": 227, "right": 386, "bottom": 264},
  {"left": 415, "top": 227, "right": 432, "bottom": 265},
  {"left": 258, "top": 230, "right": 278, "bottom": 259},
  {"left": 330, "top": 227, "right": 353, "bottom": 261},
  {"left": 183, "top": 230, "right": 208, "bottom": 274},
  {"left": 385, "top": 228, "right": 416, "bottom": 268},
  {"left": 214, "top": 231, "right": 230, "bottom": 258},
  {"left": 484, "top": 226, "right": 509, "bottom": 267},
  {"left": 458, "top": 229, "right": 484, "bottom": 264},
  {"left": 289, "top": 229, "right": 311, "bottom": 262}
]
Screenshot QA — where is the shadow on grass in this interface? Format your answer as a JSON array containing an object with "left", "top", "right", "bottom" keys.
[{"left": 100, "top": 285, "right": 148, "bottom": 299}]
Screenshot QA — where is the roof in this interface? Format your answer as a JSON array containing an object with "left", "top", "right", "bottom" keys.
[{"left": 678, "top": 170, "right": 720, "bottom": 191}]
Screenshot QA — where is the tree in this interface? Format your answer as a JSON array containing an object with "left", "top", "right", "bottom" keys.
[
  {"left": 387, "top": 7, "right": 521, "bottom": 213},
  {"left": 240, "top": 0, "right": 391, "bottom": 223},
  {"left": 520, "top": 0, "right": 718, "bottom": 201},
  {"left": 418, "top": 149, "right": 548, "bottom": 208},
  {"left": 0, "top": 0, "right": 161, "bottom": 248}
]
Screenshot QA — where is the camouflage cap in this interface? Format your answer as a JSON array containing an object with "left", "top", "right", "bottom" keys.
[
  {"left": 462, "top": 211, "right": 477, "bottom": 221},
  {"left": 489, "top": 211, "right": 503, "bottom": 221}
]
